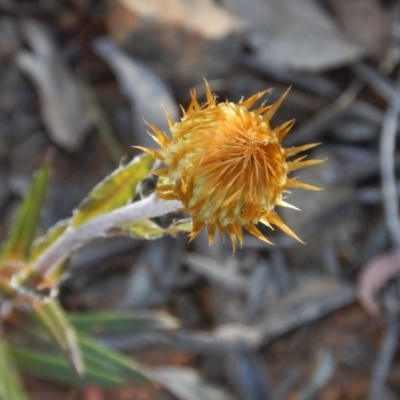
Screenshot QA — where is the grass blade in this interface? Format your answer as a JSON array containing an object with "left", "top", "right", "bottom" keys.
[
  {"left": 68, "top": 310, "right": 179, "bottom": 336},
  {"left": 10, "top": 333, "right": 152, "bottom": 389},
  {"left": 0, "top": 339, "right": 28, "bottom": 400},
  {"left": 33, "top": 298, "right": 84, "bottom": 375},
  {"left": 0, "top": 162, "right": 49, "bottom": 262}
]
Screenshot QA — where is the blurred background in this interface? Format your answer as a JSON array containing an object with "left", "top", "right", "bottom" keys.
[{"left": 1, "top": 0, "right": 400, "bottom": 399}]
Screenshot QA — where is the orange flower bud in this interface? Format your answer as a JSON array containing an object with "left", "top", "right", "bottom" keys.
[{"left": 138, "top": 82, "right": 324, "bottom": 250}]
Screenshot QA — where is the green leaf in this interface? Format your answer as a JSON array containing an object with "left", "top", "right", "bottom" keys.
[
  {"left": 123, "top": 218, "right": 192, "bottom": 240},
  {"left": 10, "top": 333, "right": 152, "bottom": 389},
  {"left": 0, "top": 339, "right": 28, "bottom": 400},
  {"left": 68, "top": 310, "right": 179, "bottom": 336},
  {"left": 10, "top": 346, "right": 122, "bottom": 389},
  {"left": 29, "top": 219, "right": 70, "bottom": 262},
  {"left": 33, "top": 298, "right": 84, "bottom": 375},
  {"left": 0, "top": 162, "right": 49, "bottom": 262},
  {"left": 71, "top": 154, "right": 155, "bottom": 227},
  {"left": 77, "top": 334, "right": 151, "bottom": 384}
]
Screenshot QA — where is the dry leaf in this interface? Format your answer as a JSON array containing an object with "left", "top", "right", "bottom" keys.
[
  {"left": 221, "top": 0, "right": 364, "bottom": 71},
  {"left": 16, "top": 19, "right": 91, "bottom": 152},
  {"left": 106, "top": 0, "right": 246, "bottom": 86},
  {"left": 93, "top": 37, "right": 179, "bottom": 148}
]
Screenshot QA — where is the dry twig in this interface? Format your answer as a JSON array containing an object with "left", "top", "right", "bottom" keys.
[
  {"left": 368, "top": 315, "right": 399, "bottom": 399},
  {"left": 380, "top": 75, "right": 400, "bottom": 253}
]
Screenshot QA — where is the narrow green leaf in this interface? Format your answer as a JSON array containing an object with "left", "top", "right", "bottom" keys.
[
  {"left": 68, "top": 310, "right": 179, "bottom": 336},
  {"left": 10, "top": 346, "right": 123, "bottom": 389},
  {"left": 77, "top": 334, "right": 151, "bottom": 384},
  {"left": 0, "top": 339, "right": 28, "bottom": 400},
  {"left": 123, "top": 218, "right": 192, "bottom": 240},
  {"left": 10, "top": 333, "right": 152, "bottom": 389},
  {"left": 33, "top": 298, "right": 84, "bottom": 375},
  {"left": 0, "top": 162, "right": 49, "bottom": 262},
  {"left": 29, "top": 218, "right": 70, "bottom": 262},
  {"left": 71, "top": 154, "right": 155, "bottom": 227}
]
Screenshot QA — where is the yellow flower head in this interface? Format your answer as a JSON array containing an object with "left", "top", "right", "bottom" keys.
[{"left": 139, "top": 82, "right": 324, "bottom": 250}]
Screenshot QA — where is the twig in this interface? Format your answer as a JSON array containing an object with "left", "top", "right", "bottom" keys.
[
  {"left": 358, "top": 183, "right": 400, "bottom": 204},
  {"left": 227, "top": 350, "right": 271, "bottom": 399},
  {"left": 31, "top": 195, "right": 182, "bottom": 278},
  {"left": 380, "top": 76, "right": 400, "bottom": 254},
  {"left": 296, "top": 351, "right": 336, "bottom": 400},
  {"left": 368, "top": 315, "right": 399, "bottom": 399},
  {"left": 347, "top": 100, "right": 383, "bottom": 128},
  {"left": 285, "top": 80, "right": 364, "bottom": 146},
  {"left": 353, "top": 63, "right": 395, "bottom": 101},
  {"left": 356, "top": 73, "right": 400, "bottom": 318},
  {"left": 242, "top": 55, "right": 340, "bottom": 99}
]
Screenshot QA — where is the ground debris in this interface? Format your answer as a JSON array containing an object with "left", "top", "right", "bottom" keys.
[
  {"left": 106, "top": 0, "right": 247, "bottom": 86},
  {"left": 2, "top": 1, "right": 400, "bottom": 399}
]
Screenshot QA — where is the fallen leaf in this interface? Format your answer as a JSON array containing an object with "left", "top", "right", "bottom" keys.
[
  {"left": 16, "top": 19, "right": 91, "bottom": 152},
  {"left": 221, "top": 0, "right": 364, "bottom": 71},
  {"left": 106, "top": 0, "right": 246, "bottom": 86},
  {"left": 93, "top": 37, "right": 179, "bottom": 148}
]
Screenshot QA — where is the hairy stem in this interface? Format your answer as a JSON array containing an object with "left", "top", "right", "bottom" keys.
[{"left": 32, "top": 195, "right": 182, "bottom": 278}]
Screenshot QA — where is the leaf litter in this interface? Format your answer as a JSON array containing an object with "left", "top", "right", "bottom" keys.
[{"left": 1, "top": 0, "right": 400, "bottom": 399}]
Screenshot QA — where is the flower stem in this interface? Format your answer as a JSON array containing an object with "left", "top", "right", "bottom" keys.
[{"left": 32, "top": 195, "right": 182, "bottom": 278}]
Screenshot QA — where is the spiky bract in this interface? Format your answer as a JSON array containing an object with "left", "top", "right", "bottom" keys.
[{"left": 138, "top": 82, "right": 323, "bottom": 250}]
